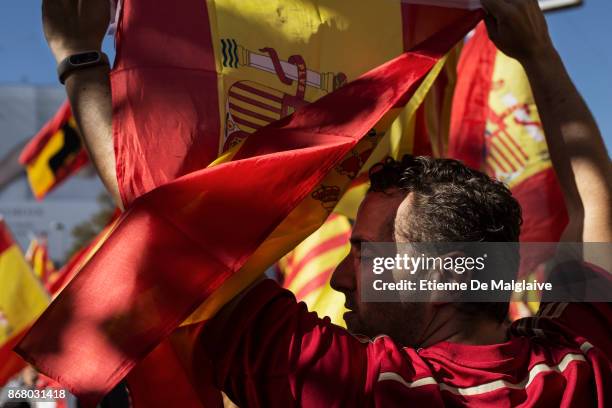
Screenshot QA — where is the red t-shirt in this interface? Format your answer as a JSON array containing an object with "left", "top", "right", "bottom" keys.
[{"left": 201, "top": 280, "right": 611, "bottom": 407}]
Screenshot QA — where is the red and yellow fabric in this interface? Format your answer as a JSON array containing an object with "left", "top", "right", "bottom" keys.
[
  {"left": 448, "top": 23, "right": 569, "bottom": 317},
  {"left": 45, "top": 211, "right": 122, "bottom": 297},
  {"left": 0, "top": 219, "right": 49, "bottom": 386},
  {"left": 278, "top": 213, "right": 351, "bottom": 326},
  {"left": 1, "top": 215, "right": 118, "bottom": 387},
  {"left": 334, "top": 31, "right": 462, "bottom": 219},
  {"left": 113, "top": 1, "right": 472, "bottom": 206},
  {"left": 25, "top": 237, "right": 56, "bottom": 286},
  {"left": 276, "top": 40, "right": 458, "bottom": 333},
  {"left": 450, "top": 23, "right": 568, "bottom": 244},
  {"left": 19, "top": 101, "right": 88, "bottom": 200},
  {"left": 18, "top": 1, "right": 483, "bottom": 404}
]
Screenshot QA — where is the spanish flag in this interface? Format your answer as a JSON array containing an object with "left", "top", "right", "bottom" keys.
[
  {"left": 25, "top": 235, "right": 56, "bottom": 286},
  {"left": 0, "top": 218, "right": 49, "bottom": 386},
  {"left": 449, "top": 23, "right": 568, "bottom": 265},
  {"left": 19, "top": 101, "right": 88, "bottom": 200},
  {"left": 448, "top": 23, "right": 569, "bottom": 317},
  {"left": 112, "top": 1, "right": 479, "bottom": 206},
  {"left": 18, "top": 1, "right": 482, "bottom": 403}
]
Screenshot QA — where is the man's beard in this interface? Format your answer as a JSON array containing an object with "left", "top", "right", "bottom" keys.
[{"left": 345, "top": 302, "right": 426, "bottom": 347}]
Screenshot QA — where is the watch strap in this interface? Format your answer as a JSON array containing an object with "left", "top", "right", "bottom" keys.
[{"left": 57, "top": 51, "right": 110, "bottom": 85}]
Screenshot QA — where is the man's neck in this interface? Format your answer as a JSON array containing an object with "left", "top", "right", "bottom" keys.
[
  {"left": 417, "top": 310, "right": 509, "bottom": 348},
  {"left": 446, "top": 319, "right": 509, "bottom": 345}
]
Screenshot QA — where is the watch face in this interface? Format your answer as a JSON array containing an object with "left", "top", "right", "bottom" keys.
[{"left": 69, "top": 52, "right": 100, "bottom": 65}]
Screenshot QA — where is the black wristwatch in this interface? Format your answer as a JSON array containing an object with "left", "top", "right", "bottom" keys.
[{"left": 57, "top": 51, "right": 110, "bottom": 85}]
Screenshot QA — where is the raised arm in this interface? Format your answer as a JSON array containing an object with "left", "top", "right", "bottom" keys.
[
  {"left": 481, "top": 0, "right": 612, "bottom": 243},
  {"left": 42, "top": 0, "right": 122, "bottom": 208}
]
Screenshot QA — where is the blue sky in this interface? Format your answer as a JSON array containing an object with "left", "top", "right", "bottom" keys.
[{"left": 0, "top": 1, "right": 610, "bottom": 152}]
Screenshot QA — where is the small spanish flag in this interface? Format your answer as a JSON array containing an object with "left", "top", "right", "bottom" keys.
[
  {"left": 25, "top": 235, "right": 56, "bottom": 286},
  {"left": 19, "top": 102, "right": 89, "bottom": 200},
  {"left": 0, "top": 218, "right": 49, "bottom": 386}
]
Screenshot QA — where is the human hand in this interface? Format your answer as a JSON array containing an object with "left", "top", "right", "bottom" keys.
[
  {"left": 481, "top": 0, "right": 555, "bottom": 63},
  {"left": 42, "top": 0, "right": 111, "bottom": 63}
]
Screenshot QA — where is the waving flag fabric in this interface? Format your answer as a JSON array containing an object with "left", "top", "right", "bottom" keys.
[
  {"left": 113, "top": 0, "right": 476, "bottom": 207},
  {"left": 0, "top": 219, "right": 49, "bottom": 386},
  {"left": 45, "top": 211, "right": 121, "bottom": 297},
  {"left": 449, "top": 23, "right": 568, "bottom": 281},
  {"left": 18, "top": 1, "right": 482, "bottom": 404},
  {"left": 19, "top": 102, "right": 88, "bottom": 200}
]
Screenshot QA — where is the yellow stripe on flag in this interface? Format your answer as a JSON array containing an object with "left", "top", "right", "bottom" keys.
[
  {"left": 0, "top": 244, "right": 49, "bottom": 346},
  {"left": 279, "top": 214, "right": 351, "bottom": 326}
]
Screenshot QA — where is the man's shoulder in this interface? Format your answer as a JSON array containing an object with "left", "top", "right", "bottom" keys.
[{"left": 512, "top": 302, "right": 612, "bottom": 360}]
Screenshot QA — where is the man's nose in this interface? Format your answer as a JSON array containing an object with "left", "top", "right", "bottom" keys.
[{"left": 330, "top": 252, "right": 356, "bottom": 294}]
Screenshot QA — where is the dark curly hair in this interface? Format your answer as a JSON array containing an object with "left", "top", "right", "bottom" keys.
[{"left": 368, "top": 155, "right": 523, "bottom": 322}]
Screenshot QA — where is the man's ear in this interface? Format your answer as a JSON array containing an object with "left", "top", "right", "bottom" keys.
[
  {"left": 441, "top": 250, "right": 476, "bottom": 282},
  {"left": 428, "top": 251, "right": 475, "bottom": 304}
]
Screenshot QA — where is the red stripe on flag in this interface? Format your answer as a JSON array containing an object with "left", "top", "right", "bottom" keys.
[
  {"left": 503, "top": 131, "right": 530, "bottom": 161},
  {"left": 229, "top": 103, "right": 277, "bottom": 124},
  {"left": 228, "top": 91, "right": 282, "bottom": 115},
  {"left": 0, "top": 219, "right": 14, "bottom": 254},
  {"left": 294, "top": 267, "right": 335, "bottom": 301},
  {"left": 488, "top": 150, "right": 509, "bottom": 174},
  {"left": 495, "top": 133, "right": 526, "bottom": 167},
  {"left": 126, "top": 324, "right": 220, "bottom": 408},
  {"left": 514, "top": 168, "right": 568, "bottom": 275},
  {"left": 233, "top": 82, "right": 284, "bottom": 104},
  {"left": 112, "top": 0, "right": 221, "bottom": 206},
  {"left": 401, "top": 4, "right": 475, "bottom": 51},
  {"left": 19, "top": 102, "right": 72, "bottom": 165},
  {"left": 46, "top": 210, "right": 120, "bottom": 296},
  {"left": 232, "top": 115, "right": 263, "bottom": 131},
  {"left": 283, "top": 233, "right": 349, "bottom": 288},
  {"left": 489, "top": 143, "right": 517, "bottom": 173},
  {"left": 448, "top": 23, "right": 497, "bottom": 170},
  {"left": 18, "top": 101, "right": 89, "bottom": 200},
  {"left": 413, "top": 105, "right": 434, "bottom": 156}
]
